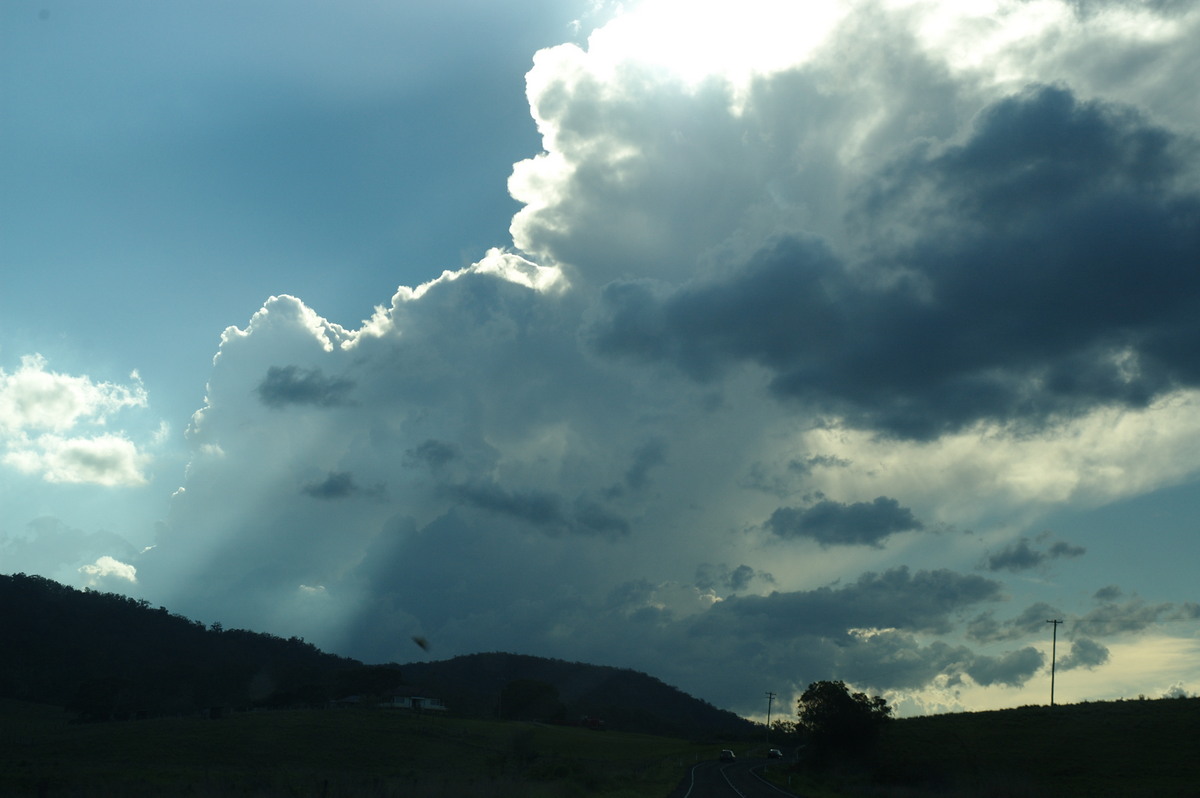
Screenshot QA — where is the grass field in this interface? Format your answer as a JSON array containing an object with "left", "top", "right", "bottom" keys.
[
  {"left": 764, "top": 696, "right": 1200, "bottom": 798},
  {"left": 0, "top": 699, "right": 719, "bottom": 797},
  {"left": 873, "top": 697, "right": 1200, "bottom": 797},
  {"left": 7, "top": 696, "right": 1198, "bottom": 797}
]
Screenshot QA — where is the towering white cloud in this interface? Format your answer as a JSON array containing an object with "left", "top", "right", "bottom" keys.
[{"left": 132, "top": 0, "right": 1200, "bottom": 715}]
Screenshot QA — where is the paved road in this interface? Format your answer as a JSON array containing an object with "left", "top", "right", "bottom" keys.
[{"left": 667, "top": 758, "right": 801, "bottom": 798}]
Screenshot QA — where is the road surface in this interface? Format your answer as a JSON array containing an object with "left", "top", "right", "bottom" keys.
[{"left": 666, "top": 757, "right": 801, "bottom": 798}]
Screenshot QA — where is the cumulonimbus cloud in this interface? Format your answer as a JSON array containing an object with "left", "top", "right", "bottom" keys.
[{"left": 129, "top": 0, "right": 1200, "bottom": 715}]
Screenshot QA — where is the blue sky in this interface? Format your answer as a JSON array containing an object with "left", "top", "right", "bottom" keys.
[{"left": 3, "top": 0, "right": 1200, "bottom": 719}]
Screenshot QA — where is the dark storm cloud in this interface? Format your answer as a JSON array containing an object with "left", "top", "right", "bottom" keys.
[
  {"left": 1058, "top": 637, "right": 1110, "bottom": 670},
  {"left": 727, "top": 564, "right": 755, "bottom": 592},
  {"left": 256, "top": 365, "right": 354, "bottom": 408},
  {"left": 594, "top": 85, "right": 1200, "bottom": 439},
  {"left": 970, "top": 597, "right": 1200, "bottom": 645},
  {"left": 1048, "top": 541, "right": 1087, "bottom": 558},
  {"left": 765, "top": 496, "right": 924, "bottom": 547},
  {"left": 673, "top": 570, "right": 1049, "bottom": 695},
  {"left": 695, "top": 563, "right": 775, "bottom": 593},
  {"left": 1076, "top": 597, "right": 1200, "bottom": 636},
  {"left": 623, "top": 439, "right": 667, "bottom": 493},
  {"left": 838, "top": 633, "right": 978, "bottom": 691},
  {"left": 702, "top": 566, "right": 1003, "bottom": 638},
  {"left": 447, "top": 482, "right": 629, "bottom": 537},
  {"left": 966, "top": 647, "right": 1045, "bottom": 687},
  {"left": 449, "top": 482, "right": 564, "bottom": 526},
  {"left": 593, "top": 235, "right": 847, "bottom": 383},
  {"left": 571, "top": 499, "right": 632, "bottom": 537},
  {"left": 404, "top": 439, "right": 459, "bottom": 471},
  {"left": 967, "top": 602, "right": 1064, "bottom": 643},
  {"left": 301, "top": 471, "right": 358, "bottom": 499},
  {"left": 984, "top": 539, "right": 1044, "bottom": 572},
  {"left": 788, "top": 454, "right": 851, "bottom": 476},
  {"left": 983, "top": 535, "right": 1086, "bottom": 572}
]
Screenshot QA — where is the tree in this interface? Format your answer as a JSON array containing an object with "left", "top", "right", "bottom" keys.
[
  {"left": 499, "top": 679, "right": 564, "bottom": 722},
  {"left": 797, "top": 680, "right": 892, "bottom": 754}
]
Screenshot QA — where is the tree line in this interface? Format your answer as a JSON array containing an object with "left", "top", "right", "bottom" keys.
[{"left": 0, "top": 573, "right": 394, "bottom": 719}]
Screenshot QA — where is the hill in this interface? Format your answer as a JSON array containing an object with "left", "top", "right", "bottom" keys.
[
  {"left": 0, "top": 573, "right": 753, "bottom": 739},
  {"left": 0, "top": 573, "right": 367, "bottom": 718},
  {"left": 398, "top": 652, "right": 756, "bottom": 738}
]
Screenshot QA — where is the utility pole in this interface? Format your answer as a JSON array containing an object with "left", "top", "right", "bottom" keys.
[
  {"left": 1047, "top": 619, "right": 1063, "bottom": 706},
  {"left": 765, "top": 691, "right": 776, "bottom": 746}
]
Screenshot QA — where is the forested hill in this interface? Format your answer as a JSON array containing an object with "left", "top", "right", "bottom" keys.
[
  {"left": 0, "top": 574, "right": 756, "bottom": 738},
  {"left": 398, "top": 652, "right": 757, "bottom": 738},
  {"left": 0, "top": 573, "right": 379, "bottom": 717}
]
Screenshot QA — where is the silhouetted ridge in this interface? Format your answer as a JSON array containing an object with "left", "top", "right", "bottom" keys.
[
  {"left": 1, "top": 574, "right": 754, "bottom": 738},
  {"left": 398, "top": 652, "right": 756, "bottom": 738},
  {"left": 0, "top": 573, "right": 368, "bottom": 718}
]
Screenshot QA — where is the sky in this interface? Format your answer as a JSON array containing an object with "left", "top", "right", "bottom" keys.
[{"left": 3, "top": 0, "right": 1200, "bottom": 719}]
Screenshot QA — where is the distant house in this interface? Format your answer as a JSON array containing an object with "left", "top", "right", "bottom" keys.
[{"left": 380, "top": 694, "right": 447, "bottom": 712}]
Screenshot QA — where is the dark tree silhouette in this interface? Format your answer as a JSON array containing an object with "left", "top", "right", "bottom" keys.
[
  {"left": 797, "top": 680, "right": 892, "bottom": 755},
  {"left": 499, "top": 678, "right": 564, "bottom": 722}
]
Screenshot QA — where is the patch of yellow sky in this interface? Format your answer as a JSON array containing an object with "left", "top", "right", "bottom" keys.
[
  {"left": 894, "top": 632, "right": 1200, "bottom": 717},
  {"left": 794, "top": 390, "right": 1200, "bottom": 533}
]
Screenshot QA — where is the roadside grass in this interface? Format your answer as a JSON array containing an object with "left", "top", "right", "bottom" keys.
[
  {"left": 0, "top": 699, "right": 716, "bottom": 797},
  {"left": 874, "top": 697, "right": 1200, "bottom": 797},
  {"left": 761, "top": 696, "right": 1200, "bottom": 798}
]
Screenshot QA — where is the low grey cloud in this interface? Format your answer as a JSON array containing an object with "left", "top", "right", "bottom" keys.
[
  {"left": 1076, "top": 597, "right": 1200, "bottom": 636},
  {"left": 257, "top": 365, "right": 354, "bottom": 409},
  {"left": 621, "top": 439, "right": 667, "bottom": 494},
  {"left": 702, "top": 567, "right": 1003, "bottom": 638},
  {"left": 301, "top": 471, "right": 358, "bottom": 500},
  {"left": 967, "top": 647, "right": 1045, "bottom": 687},
  {"left": 447, "top": 482, "right": 629, "bottom": 538},
  {"left": 788, "top": 454, "right": 852, "bottom": 476},
  {"left": 1058, "top": 637, "right": 1110, "bottom": 671},
  {"left": 766, "top": 496, "right": 924, "bottom": 547},
  {"left": 448, "top": 482, "right": 565, "bottom": 527},
  {"left": 967, "top": 602, "right": 1065, "bottom": 643},
  {"left": 405, "top": 439, "right": 459, "bottom": 471},
  {"left": 695, "top": 563, "right": 775, "bottom": 594},
  {"left": 983, "top": 535, "right": 1087, "bottom": 572},
  {"left": 970, "top": 597, "right": 1200, "bottom": 646}
]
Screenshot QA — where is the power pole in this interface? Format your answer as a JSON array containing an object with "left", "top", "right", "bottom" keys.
[
  {"left": 1047, "top": 619, "right": 1063, "bottom": 706},
  {"left": 765, "top": 691, "right": 776, "bottom": 746}
]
